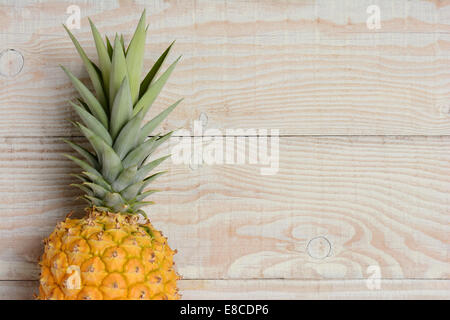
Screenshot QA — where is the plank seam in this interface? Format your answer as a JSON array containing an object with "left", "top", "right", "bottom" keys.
[{"left": 2, "top": 135, "right": 450, "bottom": 138}]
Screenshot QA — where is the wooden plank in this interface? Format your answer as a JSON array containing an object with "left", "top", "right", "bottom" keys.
[
  {"left": 1, "top": 0, "right": 450, "bottom": 136},
  {"left": 2, "top": 0, "right": 450, "bottom": 35},
  {"left": 0, "top": 136, "right": 448, "bottom": 280},
  {"left": 0, "top": 279, "right": 449, "bottom": 300},
  {"left": 0, "top": 281, "right": 37, "bottom": 300},
  {"left": 179, "top": 279, "right": 450, "bottom": 300}
]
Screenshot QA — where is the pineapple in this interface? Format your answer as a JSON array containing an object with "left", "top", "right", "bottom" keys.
[{"left": 38, "top": 11, "right": 182, "bottom": 300}]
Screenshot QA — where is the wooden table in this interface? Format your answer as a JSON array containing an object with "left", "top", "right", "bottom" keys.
[{"left": 0, "top": 0, "right": 449, "bottom": 299}]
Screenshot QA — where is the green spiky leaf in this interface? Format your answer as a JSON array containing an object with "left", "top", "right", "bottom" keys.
[
  {"left": 84, "top": 195, "right": 104, "bottom": 206},
  {"left": 82, "top": 171, "right": 112, "bottom": 191},
  {"left": 140, "top": 171, "right": 167, "bottom": 192},
  {"left": 139, "top": 41, "right": 174, "bottom": 98},
  {"left": 70, "top": 183, "right": 93, "bottom": 196},
  {"left": 134, "top": 155, "right": 170, "bottom": 182},
  {"left": 120, "top": 180, "right": 144, "bottom": 200},
  {"left": 63, "top": 139, "right": 99, "bottom": 169},
  {"left": 126, "top": 10, "right": 146, "bottom": 104},
  {"left": 135, "top": 190, "right": 159, "bottom": 202},
  {"left": 133, "top": 56, "right": 180, "bottom": 117},
  {"left": 61, "top": 66, "right": 109, "bottom": 129},
  {"left": 120, "top": 34, "right": 126, "bottom": 52},
  {"left": 110, "top": 77, "right": 133, "bottom": 139},
  {"left": 143, "top": 131, "right": 174, "bottom": 162},
  {"left": 121, "top": 135, "right": 158, "bottom": 168},
  {"left": 83, "top": 182, "right": 109, "bottom": 198},
  {"left": 77, "top": 124, "right": 123, "bottom": 183},
  {"left": 112, "top": 165, "right": 138, "bottom": 192},
  {"left": 105, "top": 36, "right": 113, "bottom": 58},
  {"left": 109, "top": 35, "right": 128, "bottom": 108},
  {"left": 69, "top": 101, "right": 113, "bottom": 145},
  {"left": 70, "top": 173, "right": 88, "bottom": 183},
  {"left": 64, "top": 154, "right": 101, "bottom": 177},
  {"left": 131, "top": 201, "right": 154, "bottom": 210},
  {"left": 112, "top": 110, "right": 144, "bottom": 159},
  {"left": 63, "top": 24, "right": 107, "bottom": 108},
  {"left": 89, "top": 18, "right": 111, "bottom": 97},
  {"left": 138, "top": 98, "right": 182, "bottom": 143},
  {"left": 104, "top": 192, "right": 126, "bottom": 212}
]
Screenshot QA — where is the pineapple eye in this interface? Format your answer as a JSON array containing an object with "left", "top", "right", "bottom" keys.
[
  {"left": 112, "top": 282, "right": 118, "bottom": 289},
  {"left": 139, "top": 291, "right": 146, "bottom": 299},
  {"left": 135, "top": 266, "right": 140, "bottom": 273},
  {"left": 112, "top": 251, "right": 118, "bottom": 258},
  {"left": 88, "top": 265, "right": 94, "bottom": 272}
]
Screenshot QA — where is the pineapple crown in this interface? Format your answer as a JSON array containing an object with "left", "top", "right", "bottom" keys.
[{"left": 62, "top": 10, "right": 182, "bottom": 217}]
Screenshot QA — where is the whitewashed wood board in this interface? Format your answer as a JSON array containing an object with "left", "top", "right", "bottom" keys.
[
  {"left": 1, "top": 279, "right": 449, "bottom": 300},
  {"left": 0, "top": 0, "right": 449, "bottom": 300},
  {"left": 1, "top": 0, "right": 450, "bottom": 136},
  {"left": 0, "top": 136, "right": 448, "bottom": 281}
]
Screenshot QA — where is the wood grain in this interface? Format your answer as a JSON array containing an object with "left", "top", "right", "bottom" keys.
[
  {"left": 0, "top": 136, "right": 448, "bottom": 281},
  {"left": 1, "top": 279, "right": 449, "bottom": 300},
  {"left": 0, "top": 0, "right": 449, "bottom": 300},
  {"left": 1, "top": 0, "right": 450, "bottom": 136},
  {"left": 179, "top": 279, "right": 450, "bottom": 300}
]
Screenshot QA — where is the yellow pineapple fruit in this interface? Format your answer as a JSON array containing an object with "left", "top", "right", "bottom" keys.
[{"left": 38, "top": 11, "right": 182, "bottom": 300}]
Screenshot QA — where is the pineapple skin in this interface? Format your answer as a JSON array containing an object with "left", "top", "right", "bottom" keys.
[{"left": 38, "top": 209, "right": 180, "bottom": 300}]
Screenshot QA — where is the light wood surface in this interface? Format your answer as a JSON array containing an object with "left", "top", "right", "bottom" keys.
[
  {"left": 1, "top": 280, "right": 449, "bottom": 300},
  {"left": 0, "top": 136, "right": 448, "bottom": 281},
  {"left": 1, "top": 0, "right": 450, "bottom": 136},
  {"left": 0, "top": 0, "right": 449, "bottom": 299}
]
